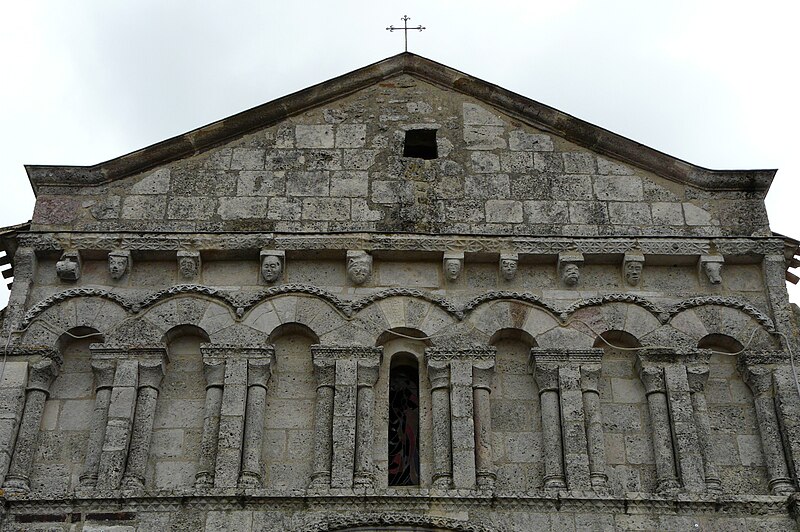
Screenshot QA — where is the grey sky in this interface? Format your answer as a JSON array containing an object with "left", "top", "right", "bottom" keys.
[{"left": 1, "top": 0, "right": 797, "bottom": 304}]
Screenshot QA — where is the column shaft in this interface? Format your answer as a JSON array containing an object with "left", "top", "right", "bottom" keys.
[
  {"left": 353, "top": 359, "right": 379, "bottom": 487},
  {"left": 534, "top": 363, "right": 566, "bottom": 490},
  {"left": 121, "top": 360, "right": 165, "bottom": 489},
  {"left": 214, "top": 358, "right": 248, "bottom": 488},
  {"left": 195, "top": 360, "right": 225, "bottom": 488},
  {"left": 559, "top": 366, "right": 590, "bottom": 490},
  {"left": 580, "top": 365, "right": 607, "bottom": 490},
  {"left": 239, "top": 357, "right": 272, "bottom": 488},
  {"left": 663, "top": 365, "right": 705, "bottom": 492},
  {"left": 331, "top": 359, "right": 358, "bottom": 488},
  {"left": 97, "top": 359, "right": 139, "bottom": 490},
  {"left": 472, "top": 360, "right": 495, "bottom": 489},
  {"left": 310, "top": 360, "right": 335, "bottom": 487},
  {"left": 428, "top": 361, "right": 452, "bottom": 489},
  {"left": 3, "top": 359, "right": 58, "bottom": 493},
  {"left": 686, "top": 366, "right": 721, "bottom": 492},
  {"left": 79, "top": 359, "right": 115, "bottom": 487},
  {"left": 639, "top": 366, "right": 679, "bottom": 493}
]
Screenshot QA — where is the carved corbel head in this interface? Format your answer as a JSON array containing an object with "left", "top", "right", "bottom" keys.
[
  {"left": 623, "top": 250, "right": 645, "bottom": 287},
  {"left": 443, "top": 251, "right": 464, "bottom": 282},
  {"left": 347, "top": 250, "right": 372, "bottom": 285},
  {"left": 699, "top": 254, "right": 724, "bottom": 285},
  {"left": 177, "top": 250, "right": 201, "bottom": 280},
  {"left": 56, "top": 250, "right": 82, "bottom": 281},
  {"left": 499, "top": 252, "right": 518, "bottom": 281},
  {"left": 558, "top": 249, "right": 584, "bottom": 288},
  {"left": 108, "top": 250, "right": 131, "bottom": 280},
  {"left": 260, "top": 249, "right": 285, "bottom": 283}
]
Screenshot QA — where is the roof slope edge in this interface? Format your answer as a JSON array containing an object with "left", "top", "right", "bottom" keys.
[{"left": 26, "top": 53, "right": 774, "bottom": 195}]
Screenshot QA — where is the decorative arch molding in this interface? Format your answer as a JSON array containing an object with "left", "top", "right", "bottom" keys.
[
  {"left": 18, "top": 285, "right": 778, "bottom": 350},
  {"left": 295, "top": 512, "right": 501, "bottom": 532}
]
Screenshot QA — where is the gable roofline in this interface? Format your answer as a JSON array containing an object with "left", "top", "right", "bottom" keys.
[{"left": 25, "top": 52, "right": 775, "bottom": 196}]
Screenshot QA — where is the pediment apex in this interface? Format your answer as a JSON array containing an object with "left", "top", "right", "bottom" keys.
[{"left": 25, "top": 52, "right": 774, "bottom": 195}]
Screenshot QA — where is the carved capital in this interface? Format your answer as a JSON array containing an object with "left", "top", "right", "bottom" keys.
[
  {"left": 90, "top": 358, "right": 116, "bottom": 391},
  {"left": 313, "top": 358, "right": 336, "bottom": 388},
  {"left": 579, "top": 364, "right": 602, "bottom": 393},
  {"left": 200, "top": 344, "right": 274, "bottom": 360},
  {"left": 638, "top": 365, "right": 666, "bottom": 395},
  {"left": 472, "top": 361, "right": 495, "bottom": 391},
  {"left": 686, "top": 365, "right": 710, "bottom": 393},
  {"left": 247, "top": 356, "right": 274, "bottom": 389},
  {"left": 532, "top": 363, "right": 559, "bottom": 393},
  {"left": 202, "top": 359, "right": 226, "bottom": 388},
  {"left": 27, "top": 358, "right": 58, "bottom": 393},
  {"left": 138, "top": 359, "right": 166, "bottom": 391},
  {"left": 742, "top": 365, "right": 774, "bottom": 398},
  {"left": 426, "top": 347, "right": 496, "bottom": 364},
  {"left": 357, "top": 358, "right": 381, "bottom": 388},
  {"left": 426, "top": 359, "right": 450, "bottom": 390}
]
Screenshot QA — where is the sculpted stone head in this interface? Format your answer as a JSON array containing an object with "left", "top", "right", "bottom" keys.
[
  {"left": 699, "top": 254, "right": 724, "bottom": 285},
  {"left": 499, "top": 254, "right": 518, "bottom": 281},
  {"left": 108, "top": 251, "right": 130, "bottom": 280},
  {"left": 444, "top": 259, "right": 462, "bottom": 281},
  {"left": 347, "top": 251, "right": 372, "bottom": 285},
  {"left": 558, "top": 250, "right": 584, "bottom": 288},
  {"left": 260, "top": 250, "right": 284, "bottom": 283},
  {"left": 624, "top": 260, "right": 643, "bottom": 286},
  {"left": 177, "top": 251, "right": 200, "bottom": 280}
]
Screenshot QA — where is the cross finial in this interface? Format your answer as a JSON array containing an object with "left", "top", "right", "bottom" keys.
[{"left": 386, "top": 15, "right": 425, "bottom": 52}]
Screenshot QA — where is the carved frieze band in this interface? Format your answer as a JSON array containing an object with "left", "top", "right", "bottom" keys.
[
  {"left": 20, "top": 284, "right": 778, "bottom": 337},
  {"left": 17, "top": 231, "right": 785, "bottom": 256}
]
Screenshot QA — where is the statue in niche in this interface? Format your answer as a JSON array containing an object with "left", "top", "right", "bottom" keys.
[
  {"left": 347, "top": 250, "right": 372, "bottom": 285},
  {"left": 177, "top": 251, "right": 200, "bottom": 280},
  {"left": 499, "top": 253, "right": 518, "bottom": 281},
  {"left": 108, "top": 251, "right": 130, "bottom": 280},
  {"left": 260, "top": 250, "right": 284, "bottom": 283},
  {"left": 623, "top": 251, "right": 645, "bottom": 287}
]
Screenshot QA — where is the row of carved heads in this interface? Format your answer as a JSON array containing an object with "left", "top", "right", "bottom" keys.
[{"left": 54, "top": 248, "right": 725, "bottom": 286}]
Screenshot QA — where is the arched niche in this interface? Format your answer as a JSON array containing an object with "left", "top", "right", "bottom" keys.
[
  {"left": 487, "top": 328, "right": 542, "bottom": 491},
  {"left": 697, "top": 333, "right": 769, "bottom": 494},
  {"left": 593, "top": 330, "right": 656, "bottom": 494},
  {"left": 263, "top": 322, "right": 318, "bottom": 490},
  {"left": 388, "top": 353, "right": 420, "bottom": 486},
  {"left": 146, "top": 324, "right": 210, "bottom": 490},
  {"left": 30, "top": 327, "right": 104, "bottom": 492},
  {"left": 373, "top": 329, "right": 432, "bottom": 490}
]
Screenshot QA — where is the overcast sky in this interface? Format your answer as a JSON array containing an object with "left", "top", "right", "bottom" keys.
[{"left": 0, "top": 1, "right": 797, "bottom": 304}]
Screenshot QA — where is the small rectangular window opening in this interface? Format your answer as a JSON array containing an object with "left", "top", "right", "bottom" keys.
[{"left": 403, "top": 129, "right": 437, "bottom": 159}]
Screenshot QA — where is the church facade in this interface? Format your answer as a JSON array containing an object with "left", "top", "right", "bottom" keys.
[{"left": 0, "top": 53, "right": 799, "bottom": 531}]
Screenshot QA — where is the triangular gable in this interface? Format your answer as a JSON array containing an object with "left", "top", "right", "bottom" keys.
[{"left": 26, "top": 53, "right": 774, "bottom": 195}]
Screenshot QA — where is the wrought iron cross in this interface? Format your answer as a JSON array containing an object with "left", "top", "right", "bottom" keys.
[{"left": 386, "top": 15, "right": 425, "bottom": 52}]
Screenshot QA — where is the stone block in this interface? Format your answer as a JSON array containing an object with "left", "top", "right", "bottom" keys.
[
  {"left": 737, "top": 434, "right": 764, "bottom": 466},
  {"left": 343, "top": 149, "right": 378, "bottom": 170},
  {"left": 464, "top": 125, "right": 506, "bottom": 150},
  {"left": 651, "top": 202, "right": 684, "bottom": 225},
  {"left": 568, "top": 201, "right": 609, "bottom": 225},
  {"left": 205, "top": 511, "right": 254, "bottom": 531},
  {"left": 351, "top": 199, "right": 383, "bottom": 222},
  {"left": 330, "top": 171, "right": 369, "bottom": 197},
  {"left": 335, "top": 124, "right": 366, "bottom": 148},
  {"left": 167, "top": 196, "right": 216, "bottom": 219},
  {"left": 486, "top": 200, "right": 523, "bottom": 223},
  {"left": 0, "top": 361, "right": 28, "bottom": 388},
  {"left": 509, "top": 130, "right": 553, "bottom": 151},
  {"left": 607, "top": 202, "right": 652, "bottom": 225},
  {"left": 524, "top": 200, "right": 569, "bottom": 224},
  {"left": 593, "top": 175, "right": 643, "bottom": 201},
  {"left": 121, "top": 195, "right": 166, "bottom": 220},
  {"left": 265, "top": 150, "right": 304, "bottom": 170},
  {"left": 597, "top": 157, "right": 634, "bottom": 175},
  {"left": 286, "top": 171, "right": 330, "bottom": 196},
  {"left": 267, "top": 197, "right": 302, "bottom": 220},
  {"left": 305, "top": 149, "right": 342, "bottom": 171},
  {"left": 57, "top": 399, "right": 94, "bottom": 431},
  {"left": 231, "top": 148, "right": 265, "bottom": 170},
  {"left": 296, "top": 125, "right": 334, "bottom": 148},
  {"left": 150, "top": 428, "right": 184, "bottom": 458},
  {"left": 218, "top": 197, "right": 268, "bottom": 220},
  {"left": 533, "top": 152, "right": 564, "bottom": 173},
  {"left": 236, "top": 171, "right": 286, "bottom": 196},
  {"left": 131, "top": 168, "right": 170, "bottom": 194},
  {"left": 154, "top": 460, "right": 195, "bottom": 490},
  {"left": 371, "top": 180, "right": 414, "bottom": 204},
  {"left": 683, "top": 202, "right": 714, "bottom": 225},
  {"left": 465, "top": 173, "right": 510, "bottom": 200},
  {"left": 470, "top": 152, "right": 500, "bottom": 173},
  {"left": 302, "top": 198, "right": 350, "bottom": 220},
  {"left": 463, "top": 103, "right": 505, "bottom": 125},
  {"left": 500, "top": 152, "right": 533, "bottom": 173},
  {"left": 562, "top": 152, "right": 596, "bottom": 174},
  {"left": 601, "top": 403, "right": 642, "bottom": 432}
]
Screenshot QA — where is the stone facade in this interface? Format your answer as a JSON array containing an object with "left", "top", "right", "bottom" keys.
[{"left": 0, "top": 53, "right": 799, "bottom": 531}]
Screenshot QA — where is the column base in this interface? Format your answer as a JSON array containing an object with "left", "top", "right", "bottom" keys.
[
  {"left": 769, "top": 477, "right": 796, "bottom": 495},
  {"left": 432, "top": 474, "right": 453, "bottom": 489},
  {"left": 590, "top": 473, "right": 609, "bottom": 493},
  {"left": 194, "top": 471, "right": 214, "bottom": 488},
  {"left": 705, "top": 477, "right": 722, "bottom": 493},
  {"left": 2, "top": 474, "right": 30, "bottom": 493},
  {"left": 120, "top": 475, "right": 144, "bottom": 490},
  {"left": 79, "top": 473, "right": 98, "bottom": 488},
  {"left": 353, "top": 473, "right": 374, "bottom": 488},
  {"left": 655, "top": 477, "right": 680, "bottom": 494},
  {"left": 238, "top": 470, "right": 262, "bottom": 488},
  {"left": 543, "top": 475, "right": 567, "bottom": 490},
  {"left": 476, "top": 471, "right": 496, "bottom": 490},
  {"left": 309, "top": 471, "right": 331, "bottom": 488}
]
